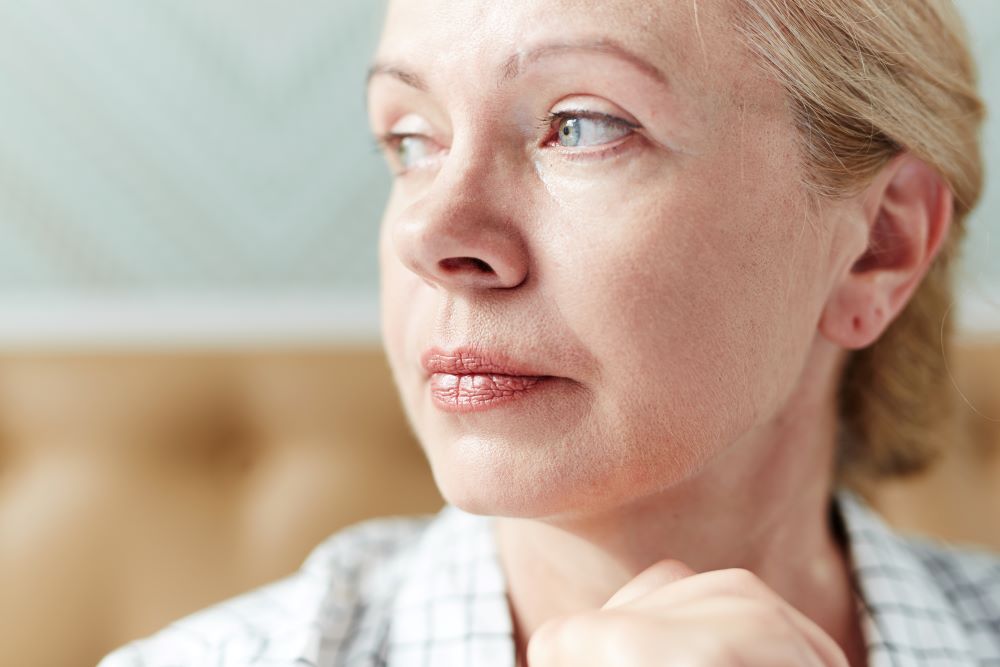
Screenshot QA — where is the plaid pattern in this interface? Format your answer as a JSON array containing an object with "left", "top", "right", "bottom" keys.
[{"left": 99, "top": 490, "right": 1000, "bottom": 666}]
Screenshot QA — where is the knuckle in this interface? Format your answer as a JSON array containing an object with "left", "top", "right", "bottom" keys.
[
  {"left": 599, "top": 612, "right": 648, "bottom": 648},
  {"left": 736, "top": 596, "right": 790, "bottom": 627},
  {"left": 528, "top": 612, "right": 653, "bottom": 665},
  {"left": 758, "top": 605, "right": 798, "bottom": 638},
  {"left": 748, "top": 604, "right": 808, "bottom": 652},
  {"left": 711, "top": 594, "right": 794, "bottom": 638},
  {"left": 676, "top": 636, "right": 742, "bottom": 667},
  {"left": 527, "top": 613, "right": 593, "bottom": 664},
  {"left": 716, "top": 567, "right": 764, "bottom": 595}
]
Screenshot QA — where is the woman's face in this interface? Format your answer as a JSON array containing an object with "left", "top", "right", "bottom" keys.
[{"left": 368, "top": 0, "right": 859, "bottom": 517}]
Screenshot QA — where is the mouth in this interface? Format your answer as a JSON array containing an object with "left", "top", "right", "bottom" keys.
[{"left": 421, "top": 347, "right": 558, "bottom": 413}]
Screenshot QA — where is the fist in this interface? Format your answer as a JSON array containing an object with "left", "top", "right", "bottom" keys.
[{"left": 526, "top": 560, "right": 849, "bottom": 667}]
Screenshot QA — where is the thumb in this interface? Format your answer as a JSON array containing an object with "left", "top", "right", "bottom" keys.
[{"left": 602, "top": 559, "right": 697, "bottom": 610}]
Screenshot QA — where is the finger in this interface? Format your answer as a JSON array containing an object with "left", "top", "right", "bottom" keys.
[
  {"left": 773, "top": 603, "right": 850, "bottom": 667},
  {"left": 676, "top": 569, "right": 848, "bottom": 667},
  {"left": 602, "top": 559, "right": 697, "bottom": 609},
  {"left": 647, "top": 596, "right": 828, "bottom": 667},
  {"left": 527, "top": 613, "right": 602, "bottom": 667},
  {"left": 674, "top": 595, "right": 847, "bottom": 667},
  {"left": 614, "top": 567, "right": 773, "bottom": 609},
  {"left": 618, "top": 569, "right": 850, "bottom": 667}
]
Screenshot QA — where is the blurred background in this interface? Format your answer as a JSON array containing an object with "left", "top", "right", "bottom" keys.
[{"left": 0, "top": 1, "right": 997, "bottom": 665}]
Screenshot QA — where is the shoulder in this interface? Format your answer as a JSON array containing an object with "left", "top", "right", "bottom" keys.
[
  {"left": 863, "top": 507, "right": 1000, "bottom": 625},
  {"left": 902, "top": 533, "right": 1000, "bottom": 632},
  {"left": 838, "top": 489, "right": 1000, "bottom": 663},
  {"left": 97, "top": 514, "right": 435, "bottom": 667}
]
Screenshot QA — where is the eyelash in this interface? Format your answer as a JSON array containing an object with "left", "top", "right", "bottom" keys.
[
  {"left": 372, "top": 134, "right": 407, "bottom": 154},
  {"left": 373, "top": 110, "right": 643, "bottom": 175}
]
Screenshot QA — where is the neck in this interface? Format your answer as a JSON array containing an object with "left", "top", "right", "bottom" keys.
[{"left": 496, "top": 344, "right": 868, "bottom": 665}]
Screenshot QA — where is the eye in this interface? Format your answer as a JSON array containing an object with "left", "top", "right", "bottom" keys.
[
  {"left": 545, "top": 112, "right": 639, "bottom": 149},
  {"left": 376, "top": 134, "right": 445, "bottom": 174},
  {"left": 400, "top": 135, "right": 437, "bottom": 169},
  {"left": 374, "top": 114, "right": 446, "bottom": 175}
]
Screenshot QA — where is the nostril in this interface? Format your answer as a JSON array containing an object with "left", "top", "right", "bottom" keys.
[{"left": 439, "top": 257, "right": 494, "bottom": 275}]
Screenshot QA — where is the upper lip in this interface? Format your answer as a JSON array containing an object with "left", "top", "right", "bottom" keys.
[{"left": 420, "top": 346, "right": 547, "bottom": 377}]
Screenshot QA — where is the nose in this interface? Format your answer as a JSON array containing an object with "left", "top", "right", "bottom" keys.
[{"left": 390, "top": 164, "right": 530, "bottom": 292}]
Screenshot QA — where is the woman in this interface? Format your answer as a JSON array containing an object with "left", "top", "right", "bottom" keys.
[{"left": 101, "top": 0, "right": 999, "bottom": 665}]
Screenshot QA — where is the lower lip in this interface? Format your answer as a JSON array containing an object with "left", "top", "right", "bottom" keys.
[{"left": 428, "top": 373, "right": 552, "bottom": 413}]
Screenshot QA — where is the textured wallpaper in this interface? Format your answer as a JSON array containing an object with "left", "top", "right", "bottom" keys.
[{"left": 0, "top": 1, "right": 996, "bottom": 335}]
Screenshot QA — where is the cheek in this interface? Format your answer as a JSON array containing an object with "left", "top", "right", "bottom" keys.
[
  {"left": 544, "top": 161, "right": 825, "bottom": 461},
  {"left": 378, "top": 212, "right": 419, "bottom": 391}
]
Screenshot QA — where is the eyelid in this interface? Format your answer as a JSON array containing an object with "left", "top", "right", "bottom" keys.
[
  {"left": 375, "top": 111, "right": 446, "bottom": 157},
  {"left": 551, "top": 93, "right": 641, "bottom": 122},
  {"left": 388, "top": 112, "right": 435, "bottom": 136}
]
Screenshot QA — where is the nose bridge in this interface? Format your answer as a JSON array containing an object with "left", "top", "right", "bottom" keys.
[
  {"left": 391, "top": 144, "right": 530, "bottom": 291},
  {"left": 426, "top": 144, "right": 498, "bottom": 227}
]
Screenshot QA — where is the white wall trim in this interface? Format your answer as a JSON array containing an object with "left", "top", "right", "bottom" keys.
[
  {"left": 0, "top": 291, "right": 382, "bottom": 348},
  {"left": 0, "top": 289, "right": 996, "bottom": 349}
]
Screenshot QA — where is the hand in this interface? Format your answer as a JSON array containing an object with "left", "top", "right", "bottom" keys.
[{"left": 526, "top": 560, "right": 849, "bottom": 667}]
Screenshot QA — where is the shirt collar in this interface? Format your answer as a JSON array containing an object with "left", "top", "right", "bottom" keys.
[
  {"left": 837, "top": 489, "right": 977, "bottom": 666},
  {"left": 380, "top": 491, "right": 976, "bottom": 667},
  {"left": 386, "top": 506, "right": 515, "bottom": 666}
]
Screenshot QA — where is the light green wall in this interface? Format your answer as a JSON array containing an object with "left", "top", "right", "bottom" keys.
[
  {"left": 955, "top": 0, "right": 1000, "bottom": 291},
  {"left": 0, "top": 0, "right": 388, "bottom": 291}
]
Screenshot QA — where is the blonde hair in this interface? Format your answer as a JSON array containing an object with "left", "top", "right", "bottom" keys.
[{"left": 735, "top": 0, "right": 986, "bottom": 487}]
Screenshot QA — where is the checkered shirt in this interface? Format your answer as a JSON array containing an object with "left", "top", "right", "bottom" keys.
[{"left": 98, "top": 489, "right": 1000, "bottom": 666}]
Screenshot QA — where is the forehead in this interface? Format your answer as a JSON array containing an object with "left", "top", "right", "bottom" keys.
[{"left": 377, "top": 0, "right": 751, "bottom": 98}]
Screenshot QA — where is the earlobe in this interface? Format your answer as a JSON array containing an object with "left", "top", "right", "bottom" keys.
[
  {"left": 819, "top": 286, "right": 893, "bottom": 350},
  {"left": 818, "top": 153, "right": 953, "bottom": 351}
]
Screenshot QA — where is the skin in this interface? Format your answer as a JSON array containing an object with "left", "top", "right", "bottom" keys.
[{"left": 367, "top": 0, "right": 953, "bottom": 665}]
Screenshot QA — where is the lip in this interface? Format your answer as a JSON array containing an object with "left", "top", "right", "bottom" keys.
[
  {"left": 420, "top": 346, "right": 546, "bottom": 378},
  {"left": 421, "top": 346, "right": 555, "bottom": 413}
]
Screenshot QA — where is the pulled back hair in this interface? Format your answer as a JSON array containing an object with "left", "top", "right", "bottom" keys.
[{"left": 736, "top": 0, "right": 986, "bottom": 487}]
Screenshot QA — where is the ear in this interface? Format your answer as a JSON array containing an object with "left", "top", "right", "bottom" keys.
[{"left": 819, "top": 152, "right": 953, "bottom": 350}]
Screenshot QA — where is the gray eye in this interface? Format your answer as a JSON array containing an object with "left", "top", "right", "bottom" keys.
[
  {"left": 555, "top": 115, "right": 632, "bottom": 148},
  {"left": 558, "top": 118, "right": 582, "bottom": 147},
  {"left": 398, "top": 136, "right": 433, "bottom": 169}
]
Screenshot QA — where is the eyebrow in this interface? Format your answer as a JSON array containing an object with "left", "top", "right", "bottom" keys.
[
  {"left": 501, "top": 39, "right": 669, "bottom": 86},
  {"left": 366, "top": 64, "right": 428, "bottom": 91},
  {"left": 366, "top": 38, "right": 669, "bottom": 92}
]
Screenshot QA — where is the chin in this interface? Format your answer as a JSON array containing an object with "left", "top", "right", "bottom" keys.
[
  {"left": 426, "top": 453, "right": 580, "bottom": 519},
  {"left": 436, "top": 478, "right": 586, "bottom": 519},
  {"left": 425, "top": 445, "right": 685, "bottom": 521},
  {"left": 427, "top": 456, "right": 540, "bottom": 518}
]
